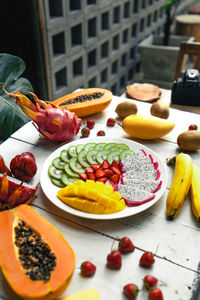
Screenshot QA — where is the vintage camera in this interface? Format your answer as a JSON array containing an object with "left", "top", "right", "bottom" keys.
[{"left": 171, "top": 69, "right": 200, "bottom": 106}]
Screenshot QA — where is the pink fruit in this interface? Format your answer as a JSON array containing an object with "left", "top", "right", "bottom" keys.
[
  {"left": 80, "top": 261, "right": 96, "bottom": 277},
  {"left": 123, "top": 283, "right": 139, "bottom": 300},
  {"left": 139, "top": 251, "right": 155, "bottom": 268},
  {"left": 118, "top": 236, "right": 135, "bottom": 254},
  {"left": 107, "top": 118, "right": 115, "bottom": 127},
  {"left": 106, "top": 250, "right": 122, "bottom": 270},
  {"left": 87, "top": 119, "right": 95, "bottom": 129},
  {"left": 97, "top": 130, "right": 105, "bottom": 136},
  {"left": 143, "top": 275, "right": 158, "bottom": 290},
  {"left": 81, "top": 127, "right": 90, "bottom": 138},
  {"left": 10, "top": 152, "right": 37, "bottom": 182},
  {"left": 148, "top": 288, "right": 163, "bottom": 300}
]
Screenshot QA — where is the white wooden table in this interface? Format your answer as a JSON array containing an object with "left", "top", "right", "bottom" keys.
[{"left": 0, "top": 94, "right": 200, "bottom": 300}]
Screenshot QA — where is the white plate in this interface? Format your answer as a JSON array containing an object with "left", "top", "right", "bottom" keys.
[{"left": 40, "top": 137, "right": 167, "bottom": 220}]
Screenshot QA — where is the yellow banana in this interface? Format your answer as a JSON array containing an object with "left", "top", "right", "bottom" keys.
[
  {"left": 166, "top": 153, "right": 193, "bottom": 220},
  {"left": 190, "top": 163, "right": 200, "bottom": 223}
]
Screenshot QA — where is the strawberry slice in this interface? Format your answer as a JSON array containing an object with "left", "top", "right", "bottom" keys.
[
  {"left": 88, "top": 172, "right": 96, "bottom": 181},
  {"left": 102, "top": 160, "right": 111, "bottom": 169},
  {"left": 111, "top": 166, "right": 121, "bottom": 175},
  {"left": 110, "top": 173, "right": 120, "bottom": 183},
  {"left": 85, "top": 167, "right": 94, "bottom": 174},
  {"left": 91, "top": 164, "right": 101, "bottom": 171},
  {"left": 96, "top": 177, "right": 107, "bottom": 183},
  {"left": 104, "top": 169, "right": 114, "bottom": 178},
  {"left": 79, "top": 173, "right": 88, "bottom": 181},
  {"left": 111, "top": 161, "right": 119, "bottom": 169},
  {"left": 95, "top": 169, "right": 106, "bottom": 178}
]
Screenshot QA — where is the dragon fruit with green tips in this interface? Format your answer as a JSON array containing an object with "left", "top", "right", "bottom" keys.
[{"left": 3, "top": 87, "right": 82, "bottom": 142}]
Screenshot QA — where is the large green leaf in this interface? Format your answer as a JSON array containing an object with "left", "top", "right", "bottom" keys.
[{"left": 0, "top": 53, "right": 33, "bottom": 141}]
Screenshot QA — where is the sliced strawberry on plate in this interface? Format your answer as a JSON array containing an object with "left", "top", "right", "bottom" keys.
[
  {"left": 104, "top": 169, "right": 114, "bottom": 178},
  {"left": 96, "top": 177, "right": 107, "bottom": 183},
  {"left": 111, "top": 166, "right": 121, "bottom": 175},
  {"left": 85, "top": 167, "right": 94, "bottom": 174},
  {"left": 88, "top": 172, "right": 96, "bottom": 181},
  {"left": 95, "top": 169, "right": 106, "bottom": 178},
  {"left": 79, "top": 173, "right": 88, "bottom": 181},
  {"left": 111, "top": 161, "right": 119, "bottom": 169},
  {"left": 91, "top": 163, "right": 101, "bottom": 171},
  {"left": 110, "top": 173, "right": 120, "bottom": 183},
  {"left": 102, "top": 160, "right": 111, "bottom": 169}
]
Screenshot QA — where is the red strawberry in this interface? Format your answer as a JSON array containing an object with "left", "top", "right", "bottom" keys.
[
  {"left": 79, "top": 173, "right": 88, "bottom": 181},
  {"left": 110, "top": 173, "right": 120, "bottom": 183},
  {"left": 107, "top": 118, "right": 115, "bottom": 127},
  {"left": 123, "top": 283, "right": 139, "bottom": 300},
  {"left": 111, "top": 161, "right": 119, "bottom": 168},
  {"left": 96, "top": 177, "right": 107, "bottom": 183},
  {"left": 106, "top": 250, "right": 122, "bottom": 270},
  {"left": 95, "top": 169, "right": 106, "bottom": 178},
  {"left": 88, "top": 172, "right": 96, "bottom": 180},
  {"left": 139, "top": 251, "right": 155, "bottom": 268},
  {"left": 143, "top": 275, "right": 158, "bottom": 291},
  {"left": 81, "top": 127, "right": 90, "bottom": 138},
  {"left": 148, "top": 288, "right": 163, "bottom": 300},
  {"left": 118, "top": 237, "right": 135, "bottom": 254},
  {"left": 85, "top": 167, "right": 94, "bottom": 174},
  {"left": 91, "top": 163, "right": 101, "bottom": 170},
  {"left": 86, "top": 119, "right": 95, "bottom": 129},
  {"left": 188, "top": 124, "right": 198, "bottom": 130},
  {"left": 102, "top": 160, "right": 111, "bottom": 169},
  {"left": 111, "top": 166, "right": 121, "bottom": 175},
  {"left": 80, "top": 261, "right": 96, "bottom": 277},
  {"left": 104, "top": 169, "right": 114, "bottom": 178},
  {"left": 97, "top": 130, "right": 105, "bottom": 136}
]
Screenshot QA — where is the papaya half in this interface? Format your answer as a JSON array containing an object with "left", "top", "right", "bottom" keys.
[
  {"left": 0, "top": 204, "right": 75, "bottom": 300},
  {"left": 52, "top": 88, "right": 112, "bottom": 117}
]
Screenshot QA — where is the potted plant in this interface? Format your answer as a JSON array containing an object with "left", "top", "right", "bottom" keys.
[{"left": 138, "top": 0, "right": 192, "bottom": 87}]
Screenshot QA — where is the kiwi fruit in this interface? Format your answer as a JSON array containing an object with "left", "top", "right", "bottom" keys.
[{"left": 115, "top": 100, "right": 138, "bottom": 119}]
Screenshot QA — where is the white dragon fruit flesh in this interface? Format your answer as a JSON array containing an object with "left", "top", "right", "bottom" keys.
[{"left": 118, "top": 179, "right": 162, "bottom": 193}]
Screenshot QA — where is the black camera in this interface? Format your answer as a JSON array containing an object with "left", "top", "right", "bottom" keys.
[{"left": 171, "top": 69, "right": 200, "bottom": 106}]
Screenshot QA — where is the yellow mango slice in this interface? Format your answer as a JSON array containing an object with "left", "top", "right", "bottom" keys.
[{"left": 59, "top": 288, "right": 101, "bottom": 300}]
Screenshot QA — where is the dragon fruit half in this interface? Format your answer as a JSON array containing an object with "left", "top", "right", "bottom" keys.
[{"left": 4, "top": 87, "right": 82, "bottom": 142}]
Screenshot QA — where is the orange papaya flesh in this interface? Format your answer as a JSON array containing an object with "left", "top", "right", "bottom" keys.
[
  {"left": 0, "top": 204, "right": 75, "bottom": 300},
  {"left": 52, "top": 88, "right": 112, "bottom": 117}
]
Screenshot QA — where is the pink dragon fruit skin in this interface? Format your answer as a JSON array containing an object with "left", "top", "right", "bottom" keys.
[{"left": 4, "top": 88, "right": 82, "bottom": 142}]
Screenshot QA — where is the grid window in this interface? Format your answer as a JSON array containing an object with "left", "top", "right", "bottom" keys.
[
  {"left": 131, "top": 23, "right": 137, "bottom": 37},
  {"left": 70, "top": 0, "right": 81, "bottom": 11},
  {"left": 128, "top": 67, "right": 134, "bottom": 80},
  {"left": 140, "top": 18, "right": 144, "bottom": 32},
  {"left": 133, "top": 0, "right": 139, "bottom": 13},
  {"left": 120, "top": 75, "right": 126, "bottom": 87},
  {"left": 160, "top": 7, "right": 163, "bottom": 18},
  {"left": 88, "top": 17, "right": 97, "bottom": 37},
  {"left": 112, "top": 60, "right": 118, "bottom": 74},
  {"left": 55, "top": 67, "right": 67, "bottom": 90},
  {"left": 101, "top": 12, "right": 109, "bottom": 30},
  {"left": 111, "top": 83, "right": 117, "bottom": 95},
  {"left": 142, "top": 0, "right": 146, "bottom": 9},
  {"left": 49, "top": 0, "right": 63, "bottom": 17},
  {"left": 149, "top": 0, "right": 153, "bottom": 4},
  {"left": 101, "top": 41, "right": 109, "bottom": 58},
  {"left": 52, "top": 32, "right": 65, "bottom": 56},
  {"left": 87, "top": 0, "right": 96, "bottom": 4},
  {"left": 73, "top": 57, "right": 83, "bottom": 77},
  {"left": 121, "top": 53, "right": 127, "bottom": 66},
  {"left": 129, "top": 46, "right": 135, "bottom": 59},
  {"left": 124, "top": 2, "right": 130, "bottom": 18},
  {"left": 113, "top": 35, "right": 119, "bottom": 50},
  {"left": 123, "top": 29, "right": 128, "bottom": 43},
  {"left": 113, "top": 6, "right": 120, "bottom": 23},
  {"left": 147, "top": 14, "right": 151, "bottom": 27},
  {"left": 88, "top": 49, "right": 97, "bottom": 67},
  {"left": 136, "top": 61, "right": 141, "bottom": 73},
  {"left": 154, "top": 10, "right": 158, "bottom": 22},
  {"left": 88, "top": 77, "right": 96, "bottom": 87},
  {"left": 101, "top": 68, "right": 108, "bottom": 83},
  {"left": 71, "top": 24, "right": 82, "bottom": 46}
]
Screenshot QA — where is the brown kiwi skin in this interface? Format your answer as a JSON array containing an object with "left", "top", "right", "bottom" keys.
[
  {"left": 150, "top": 101, "right": 169, "bottom": 119},
  {"left": 115, "top": 100, "right": 138, "bottom": 119},
  {"left": 177, "top": 130, "right": 200, "bottom": 151}
]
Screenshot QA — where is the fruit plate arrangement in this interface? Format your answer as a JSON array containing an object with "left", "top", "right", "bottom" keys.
[{"left": 40, "top": 138, "right": 167, "bottom": 220}]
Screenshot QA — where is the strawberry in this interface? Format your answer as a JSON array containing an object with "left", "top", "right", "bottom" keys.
[
  {"left": 86, "top": 119, "right": 95, "bottom": 129},
  {"left": 139, "top": 251, "right": 155, "bottom": 268},
  {"left": 188, "top": 124, "right": 198, "bottom": 130},
  {"left": 96, "top": 177, "right": 107, "bottom": 183},
  {"left": 143, "top": 275, "right": 158, "bottom": 291},
  {"left": 111, "top": 161, "right": 119, "bottom": 168},
  {"left": 81, "top": 127, "right": 90, "bottom": 138},
  {"left": 102, "top": 160, "right": 111, "bottom": 169},
  {"left": 123, "top": 283, "right": 139, "bottom": 300},
  {"left": 110, "top": 173, "right": 120, "bottom": 183},
  {"left": 118, "top": 237, "right": 135, "bottom": 254},
  {"left": 107, "top": 118, "right": 115, "bottom": 127},
  {"left": 104, "top": 169, "right": 114, "bottom": 178},
  {"left": 106, "top": 250, "right": 122, "bottom": 270},
  {"left": 95, "top": 169, "right": 106, "bottom": 178},
  {"left": 85, "top": 167, "right": 94, "bottom": 174},
  {"left": 79, "top": 173, "right": 88, "bottom": 181},
  {"left": 88, "top": 172, "right": 96, "bottom": 180},
  {"left": 80, "top": 261, "right": 96, "bottom": 277},
  {"left": 97, "top": 130, "right": 105, "bottom": 136},
  {"left": 91, "top": 163, "right": 101, "bottom": 170},
  {"left": 111, "top": 166, "right": 121, "bottom": 175},
  {"left": 148, "top": 288, "right": 163, "bottom": 300}
]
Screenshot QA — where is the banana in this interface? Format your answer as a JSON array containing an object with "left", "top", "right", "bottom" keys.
[
  {"left": 190, "top": 163, "right": 200, "bottom": 223},
  {"left": 166, "top": 153, "right": 193, "bottom": 220},
  {"left": 122, "top": 114, "right": 175, "bottom": 140}
]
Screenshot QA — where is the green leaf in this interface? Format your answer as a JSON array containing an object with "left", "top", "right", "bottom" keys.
[
  {"left": 163, "top": 0, "right": 180, "bottom": 10},
  {"left": 0, "top": 53, "right": 33, "bottom": 141}
]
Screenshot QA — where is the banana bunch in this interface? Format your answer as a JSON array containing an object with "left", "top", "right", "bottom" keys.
[
  {"left": 190, "top": 163, "right": 200, "bottom": 223},
  {"left": 166, "top": 153, "right": 193, "bottom": 220}
]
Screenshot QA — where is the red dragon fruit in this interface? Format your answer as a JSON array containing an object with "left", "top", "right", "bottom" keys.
[{"left": 3, "top": 88, "right": 82, "bottom": 142}]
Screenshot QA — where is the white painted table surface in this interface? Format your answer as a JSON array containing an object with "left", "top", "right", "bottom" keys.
[{"left": 0, "top": 94, "right": 200, "bottom": 300}]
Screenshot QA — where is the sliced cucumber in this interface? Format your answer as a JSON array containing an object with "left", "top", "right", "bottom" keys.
[
  {"left": 94, "top": 142, "right": 106, "bottom": 151},
  {"left": 107, "top": 151, "right": 121, "bottom": 164},
  {"left": 69, "top": 157, "right": 85, "bottom": 174},
  {"left": 61, "top": 173, "right": 78, "bottom": 186},
  {"left": 48, "top": 165, "right": 64, "bottom": 179},
  {"left": 103, "top": 143, "right": 117, "bottom": 150},
  {"left": 76, "top": 144, "right": 84, "bottom": 154},
  {"left": 86, "top": 150, "right": 98, "bottom": 164},
  {"left": 60, "top": 149, "right": 70, "bottom": 163},
  {"left": 84, "top": 142, "right": 96, "bottom": 152},
  {"left": 52, "top": 157, "right": 66, "bottom": 170},
  {"left": 119, "top": 149, "right": 134, "bottom": 160},
  {"left": 64, "top": 163, "right": 80, "bottom": 178},
  {"left": 96, "top": 150, "right": 109, "bottom": 164},
  {"left": 68, "top": 145, "right": 77, "bottom": 157},
  {"left": 51, "top": 177, "right": 65, "bottom": 187},
  {"left": 78, "top": 150, "right": 90, "bottom": 167},
  {"left": 110, "top": 143, "right": 129, "bottom": 151}
]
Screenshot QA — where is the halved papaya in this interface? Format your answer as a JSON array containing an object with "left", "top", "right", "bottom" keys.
[
  {"left": 52, "top": 88, "right": 112, "bottom": 117},
  {"left": 0, "top": 204, "right": 75, "bottom": 300}
]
